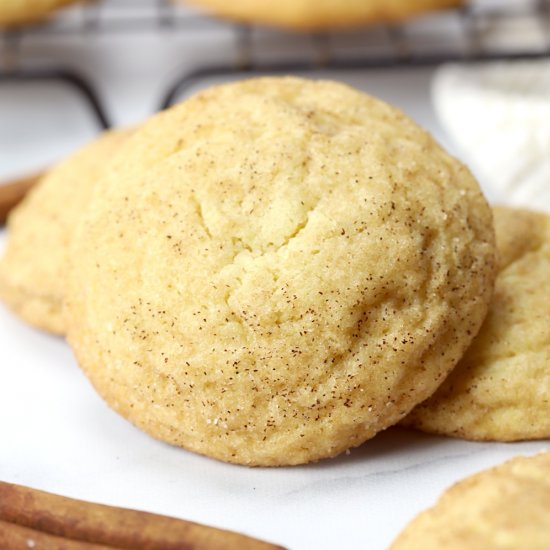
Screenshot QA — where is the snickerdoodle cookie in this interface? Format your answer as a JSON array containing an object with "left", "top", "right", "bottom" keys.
[
  {"left": 0, "top": 129, "right": 129, "bottom": 334},
  {"left": 66, "top": 77, "right": 495, "bottom": 466},
  {"left": 390, "top": 452, "right": 550, "bottom": 550},
  {"left": 403, "top": 207, "right": 550, "bottom": 441},
  {"left": 184, "top": 0, "right": 461, "bottom": 31},
  {"left": 0, "top": 0, "right": 81, "bottom": 27}
]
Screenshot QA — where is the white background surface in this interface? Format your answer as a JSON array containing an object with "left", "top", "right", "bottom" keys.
[{"left": 1, "top": 2, "right": 548, "bottom": 549}]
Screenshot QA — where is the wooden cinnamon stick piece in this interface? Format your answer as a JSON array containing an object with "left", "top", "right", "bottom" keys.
[
  {"left": 0, "top": 481, "right": 285, "bottom": 550},
  {"left": 0, "top": 172, "right": 44, "bottom": 225},
  {"left": 0, "top": 519, "right": 116, "bottom": 550}
]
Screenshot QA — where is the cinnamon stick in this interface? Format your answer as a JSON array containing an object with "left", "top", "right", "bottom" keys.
[
  {"left": 0, "top": 519, "right": 115, "bottom": 550},
  {"left": 0, "top": 172, "right": 44, "bottom": 225},
  {"left": 0, "top": 481, "right": 285, "bottom": 550}
]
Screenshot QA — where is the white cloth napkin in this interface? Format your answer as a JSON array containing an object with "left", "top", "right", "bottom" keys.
[{"left": 432, "top": 61, "right": 550, "bottom": 213}]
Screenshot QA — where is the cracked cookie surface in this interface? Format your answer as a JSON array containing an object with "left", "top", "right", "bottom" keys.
[
  {"left": 0, "top": 129, "right": 129, "bottom": 334},
  {"left": 403, "top": 207, "right": 550, "bottom": 441},
  {"left": 66, "top": 77, "right": 495, "bottom": 465}
]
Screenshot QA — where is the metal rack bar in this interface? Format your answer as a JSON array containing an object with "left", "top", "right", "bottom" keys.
[
  {"left": 0, "top": 0, "right": 549, "bottom": 125},
  {"left": 160, "top": 47, "right": 550, "bottom": 109},
  {"left": 0, "top": 24, "right": 110, "bottom": 128},
  {"left": 0, "top": 69, "right": 110, "bottom": 129}
]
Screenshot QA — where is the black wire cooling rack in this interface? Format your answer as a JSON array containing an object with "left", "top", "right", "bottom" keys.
[{"left": 1, "top": 0, "right": 549, "bottom": 129}]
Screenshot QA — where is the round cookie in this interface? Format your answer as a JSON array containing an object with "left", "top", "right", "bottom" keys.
[
  {"left": 183, "top": 0, "right": 462, "bottom": 31},
  {"left": 390, "top": 452, "right": 550, "bottom": 550},
  {"left": 403, "top": 207, "right": 550, "bottom": 441},
  {"left": 0, "top": 0, "right": 81, "bottom": 27},
  {"left": 66, "top": 77, "right": 496, "bottom": 466},
  {"left": 0, "top": 129, "right": 129, "bottom": 335}
]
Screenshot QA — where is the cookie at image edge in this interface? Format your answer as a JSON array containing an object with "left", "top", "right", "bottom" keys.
[
  {"left": 0, "top": 129, "right": 130, "bottom": 335},
  {"left": 183, "top": 0, "right": 462, "bottom": 30},
  {"left": 66, "top": 77, "right": 496, "bottom": 466},
  {"left": 403, "top": 207, "right": 550, "bottom": 441},
  {"left": 0, "top": 0, "right": 81, "bottom": 26},
  {"left": 390, "top": 452, "right": 550, "bottom": 550}
]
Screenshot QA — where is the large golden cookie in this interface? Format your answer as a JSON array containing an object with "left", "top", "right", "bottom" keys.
[
  {"left": 66, "top": 77, "right": 495, "bottom": 466},
  {"left": 0, "top": 130, "right": 128, "bottom": 334},
  {"left": 390, "top": 452, "right": 550, "bottom": 550},
  {"left": 184, "top": 0, "right": 462, "bottom": 30},
  {"left": 403, "top": 207, "right": 550, "bottom": 441},
  {"left": 0, "top": 0, "right": 80, "bottom": 26}
]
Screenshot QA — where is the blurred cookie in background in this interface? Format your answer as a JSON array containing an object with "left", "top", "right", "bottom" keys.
[
  {"left": 0, "top": 0, "right": 84, "bottom": 27},
  {"left": 183, "top": 0, "right": 462, "bottom": 31}
]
